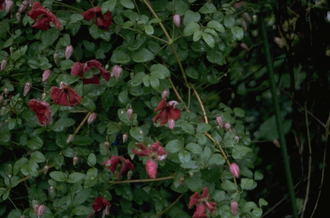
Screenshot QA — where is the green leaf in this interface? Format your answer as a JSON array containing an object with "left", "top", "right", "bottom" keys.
[
  {"left": 144, "top": 25, "right": 154, "bottom": 34},
  {"left": 207, "top": 20, "right": 225, "bottom": 33},
  {"left": 131, "top": 72, "right": 145, "bottom": 86},
  {"left": 231, "top": 26, "right": 244, "bottom": 40},
  {"left": 130, "top": 127, "right": 144, "bottom": 142},
  {"left": 56, "top": 73, "right": 79, "bottom": 84},
  {"left": 111, "top": 49, "right": 131, "bottom": 64},
  {"left": 207, "top": 153, "right": 225, "bottom": 166},
  {"left": 73, "top": 188, "right": 91, "bottom": 207},
  {"left": 73, "top": 205, "right": 91, "bottom": 215},
  {"left": 183, "top": 22, "right": 199, "bottom": 36},
  {"left": 30, "top": 151, "right": 46, "bottom": 163},
  {"left": 68, "top": 172, "right": 85, "bottom": 183},
  {"left": 200, "top": 146, "right": 212, "bottom": 164},
  {"left": 213, "top": 190, "right": 226, "bottom": 202},
  {"left": 165, "top": 139, "right": 184, "bottom": 153},
  {"left": 242, "top": 201, "right": 258, "bottom": 212},
  {"left": 50, "top": 171, "right": 67, "bottom": 182},
  {"left": 183, "top": 10, "right": 201, "bottom": 25},
  {"left": 121, "top": 0, "right": 135, "bottom": 9},
  {"left": 221, "top": 179, "right": 237, "bottom": 192},
  {"left": 132, "top": 48, "right": 155, "bottom": 63},
  {"left": 0, "top": 130, "right": 11, "bottom": 144},
  {"left": 41, "top": 28, "right": 60, "bottom": 46},
  {"left": 193, "top": 29, "right": 203, "bottom": 42},
  {"left": 196, "top": 123, "right": 211, "bottom": 133},
  {"left": 185, "top": 67, "right": 199, "bottom": 79},
  {"left": 241, "top": 178, "right": 257, "bottom": 190},
  {"left": 69, "top": 14, "right": 84, "bottom": 23},
  {"left": 149, "top": 75, "right": 159, "bottom": 90},
  {"left": 118, "top": 90, "right": 129, "bottom": 104},
  {"left": 143, "top": 75, "right": 150, "bottom": 87},
  {"left": 60, "top": 60, "right": 75, "bottom": 70},
  {"left": 51, "top": 118, "right": 76, "bottom": 132},
  {"left": 81, "top": 97, "right": 96, "bottom": 111},
  {"left": 186, "top": 143, "right": 202, "bottom": 154},
  {"left": 89, "top": 24, "right": 100, "bottom": 39},
  {"left": 102, "top": 0, "right": 117, "bottom": 13},
  {"left": 184, "top": 175, "right": 203, "bottom": 192},
  {"left": 178, "top": 150, "right": 191, "bottom": 163},
  {"left": 13, "top": 157, "right": 28, "bottom": 175},
  {"left": 202, "top": 32, "right": 215, "bottom": 48},
  {"left": 11, "top": 45, "right": 28, "bottom": 61},
  {"left": 199, "top": 2, "right": 217, "bottom": 14},
  {"left": 84, "top": 84, "right": 106, "bottom": 97},
  {"left": 232, "top": 146, "right": 252, "bottom": 159},
  {"left": 72, "top": 135, "right": 94, "bottom": 146},
  {"left": 150, "top": 64, "right": 171, "bottom": 78},
  {"left": 177, "top": 120, "right": 194, "bottom": 134},
  {"left": 180, "top": 161, "right": 197, "bottom": 169},
  {"left": 101, "top": 90, "right": 114, "bottom": 111},
  {"left": 254, "top": 171, "right": 264, "bottom": 180},
  {"left": 107, "top": 122, "right": 120, "bottom": 135},
  {"left": 234, "top": 107, "right": 245, "bottom": 117},
  {"left": 27, "top": 136, "right": 43, "bottom": 150},
  {"left": 224, "top": 15, "right": 235, "bottom": 28},
  {"left": 88, "top": 153, "right": 96, "bottom": 167}
]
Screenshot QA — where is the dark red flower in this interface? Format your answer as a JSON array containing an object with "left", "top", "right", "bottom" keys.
[
  {"left": 189, "top": 187, "right": 217, "bottom": 218},
  {"left": 152, "top": 99, "right": 181, "bottom": 129},
  {"left": 132, "top": 142, "right": 167, "bottom": 179},
  {"left": 50, "top": 82, "right": 81, "bottom": 107},
  {"left": 103, "top": 156, "right": 135, "bottom": 180},
  {"left": 71, "top": 60, "right": 111, "bottom": 85},
  {"left": 27, "top": 1, "right": 61, "bottom": 31},
  {"left": 82, "top": 7, "right": 112, "bottom": 30},
  {"left": 27, "top": 99, "right": 52, "bottom": 126},
  {"left": 92, "top": 197, "right": 111, "bottom": 217},
  {"left": 0, "top": 0, "right": 4, "bottom": 11}
]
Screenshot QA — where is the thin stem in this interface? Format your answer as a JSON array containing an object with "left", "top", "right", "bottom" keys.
[
  {"left": 74, "top": 112, "right": 91, "bottom": 135},
  {"left": 168, "top": 78, "right": 189, "bottom": 112},
  {"left": 19, "top": 165, "right": 54, "bottom": 183},
  {"left": 122, "top": 27, "right": 168, "bottom": 44},
  {"left": 190, "top": 83, "right": 208, "bottom": 124},
  {"left": 109, "top": 175, "right": 175, "bottom": 184},
  {"left": 260, "top": 14, "right": 298, "bottom": 218},
  {"left": 156, "top": 193, "right": 184, "bottom": 217},
  {"left": 8, "top": 197, "right": 18, "bottom": 210}
]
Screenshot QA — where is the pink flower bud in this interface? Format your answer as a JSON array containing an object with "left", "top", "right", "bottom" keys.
[
  {"left": 66, "top": 134, "right": 74, "bottom": 144},
  {"left": 73, "top": 156, "right": 79, "bottom": 166},
  {"left": 4, "top": 88, "right": 9, "bottom": 96},
  {"left": 231, "top": 201, "right": 238, "bottom": 216},
  {"left": 273, "top": 139, "right": 281, "bottom": 148},
  {"left": 111, "top": 65, "right": 123, "bottom": 81},
  {"left": 216, "top": 116, "right": 223, "bottom": 128},
  {"left": 65, "top": 45, "right": 73, "bottom": 59},
  {"left": 123, "top": 134, "right": 128, "bottom": 143},
  {"left": 161, "top": 90, "right": 168, "bottom": 99},
  {"left": 146, "top": 159, "right": 157, "bottom": 179},
  {"left": 253, "top": 14, "right": 257, "bottom": 22},
  {"left": 240, "top": 43, "right": 249, "bottom": 51},
  {"left": 274, "top": 37, "right": 284, "bottom": 48},
  {"left": 158, "top": 153, "right": 167, "bottom": 161},
  {"left": 1, "top": 60, "right": 7, "bottom": 71},
  {"left": 42, "top": 69, "right": 51, "bottom": 83},
  {"left": 168, "top": 118, "right": 175, "bottom": 129},
  {"left": 168, "top": 100, "right": 179, "bottom": 108},
  {"left": 23, "top": 82, "right": 32, "bottom": 96},
  {"left": 229, "top": 163, "right": 240, "bottom": 178},
  {"left": 242, "top": 12, "right": 251, "bottom": 23},
  {"left": 53, "top": 52, "right": 59, "bottom": 64},
  {"left": 127, "top": 170, "right": 133, "bottom": 180},
  {"left": 173, "top": 14, "right": 181, "bottom": 27},
  {"left": 19, "top": 0, "right": 28, "bottom": 13},
  {"left": 5, "top": 0, "right": 14, "bottom": 14},
  {"left": 104, "top": 141, "right": 110, "bottom": 148},
  {"left": 43, "top": 165, "right": 49, "bottom": 175},
  {"left": 234, "top": 136, "right": 239, "bottom": 144},
  {"left": 241, "top": 20, "right": 247, "bottom": 32},
  {"left": 88, "top": 112, "right": 97, "bottom": 124},
  {"left": 127, "top": 108, "right": 133, "bottom": 121},
  {"left": 16, "top": 12, "right": 21, "bottom": 22},
  {"left": 37, "top": 204, "right": 45, "bottom": 218},
  {"left": 225, "top": 122, "right": 232, "bottom": 134}
]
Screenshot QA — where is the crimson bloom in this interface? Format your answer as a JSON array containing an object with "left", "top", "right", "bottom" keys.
[
  {"left": 189, "top": 187, "right": 217, "bottom": 218},
  {"left": 152, "top": 99, "right": 181, "bottom": 129},
  {"left": 0, "top": 0, "right": 4, "bottom": 11},
  {"left": 132, "top": 141, "right": 167, "bottom": 179},
  {"left": 92, "top": 197, "right": 110, "bottom": 218},
  {"left": 71, "top": 60, "right": 111, "bottom": 85},
  {"left": 103, "top": 156, "right": 135, "bottom": 180},
  {"left": 82, "top": 7, "right": 112, "bottom": 30},
  {"left": 28, "top": 99, "right": 52, "bottom": 126},
  {"left": 50, "top": 82, "right": 81, "bottom": 107},
  {"left": 27, "top": 2, "right": 61, "bottom": 31}
]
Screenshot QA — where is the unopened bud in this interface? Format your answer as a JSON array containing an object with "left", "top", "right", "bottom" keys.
[
  {"left": 189, "top": 172, "right": 194, "bottom": 177},
  {"left": 231, "top": 201, "right": 238, "bottom": 216},
  {"left": 168, "top": 119, "right": 175, "bottom": 129},
  {"left": 225, "top": 123, "right": 232, "bottom": 134},
  {"left": 16, "top": 12, "right": 21, "bottom": 22},
  {"left": 252, "top": 29, "right": 258, "bottom": 37},
  {"left": 179, "top": 177, "right": 185, "bottom": 185},
  {"left": 1, "top": 106, "right": 6, "bottom": 114},
  {"left": 241, "top": 20, "right": 247, "bottom": 32},
  {"left": 127, "top": 170, "right": 133, "bottom": 180},
  {"left": 8, "top": 174, "right": 12, "bottom": 178},
  {"left": 1, "top": 60, "right": 7, "bottom": 71},
  {"left": 53, "top": 52, "right": 59, "bottom": 64},
  {"left": 173, "top": 14, "right": 181, "bottom": 27},
  {"left": 0, "top": 95, "right": 3, "bottom": 103},
  {"left": 234, "top": 136, "right": 239, "bottom": 144},
  {"left": 19, "top": 0, "right": 29, "bottom": 13},
  {"left": 240, "top": 43, "right": 249, "bottom": 51},
  {"left": 66, "top": 134, "right": 74, "bottom": 144},
  {"left": 88, "top": 112, "right": 97, "bottom": 124},
  {"left": 242, "top": 12, "right": 251, "bottom": 23},
  {"left": 37, "top": 204, "right": 45, "bottom": 218},
  {"left": 43, "top": 165, "right": 49, "bottom": 175},
  {"left": 33, "top": 204, "right": 39, "bottom": 214},
  {"left": 42, "top": 69, "right": 51, "bottom": 83},
  {"left": 123, "top": 134, "right": 128, "bottom": 143},
  {"left": 111, "top": 65, "right": 123, "bottom": 81},
  {"left": 104, "top": 141, "right": 110, "bottom": 148},
  {"left": 42, "top": 93, "right": 46, "bottom": 100},
  {"left": 73, "top": 156, "right": 79, "bottom": 166},
  {"left": 253, "top": 14, "right": 257, "bottom": 22},
  {"left": 23, "top": 82, "right": 32, "bottom": 96},
  {"left": 229, "top": 163, "right": 240, "bottom": 178},
  {"left": 65, "top": 45, "right": 73, "bottom": 59},
  {"left": 168, "top": 100, "right": 179, "bottom": 108},
  {"left": 273, "top": 139, "right": 280, "bottom": 148},
  {"left": 127, "top": 108, "right": 133, "bottom": 121},
  {"left": 48, "top": 186, "right": 55, "bottom": 198},
  {"left": 161, "top": 90, "right": 168, "bottom": 99},
  {"left": 10, "top": 47, "right": 13, "bottom": 54},
  {"left": 216, "top": 116, "right": 223, "bottom": 128},
  {"left": 5, "top": 0, "right": 14, "bottom": 14},
  {"left": 274, "top": 37, "right": 284, "bottom": 48}
]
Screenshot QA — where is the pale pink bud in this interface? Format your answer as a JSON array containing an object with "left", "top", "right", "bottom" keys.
[
  {"left": 43, "top": 165, "right": 49, "bottom": 175},
  {"left": 1, "top": 60, "right": 7, "bottom": 71},
  {"left": 216, "top": 116, "right": 223, "bottom": 128},
  {"left": 33, "top": 204, "right": 39, "bottom": 214},
  {"left": 234, "top": 136, "right": 239, "bottom": 144},
  {"left": 16, "top": 12, "right": 21, "bottom": 22},
  {"left": 123, "top": 134, "right": 128, "bottom": 143},
  {"left": 273, "top": 139, "right": 281, "bottom": 148},
  {"left": 88, "top": 112, "right": 97, "bottom": 124},
  {"left": 240, "top": 43, "right": 249, "bottom": 51},
  {"left": 173, "top": 14, "right": 181, "bottom": 27},
  {"left": 42, "top": 70, "right": 51, "bottom": 83},
  {"left": 127, "top": 108, "right": 133, "bottom": 121},
  {"left": 42, "top": 93, "right": 46, "bottom": 100},
  {"left": 168, "top": 100, "right": 179, "bottom": 108},
  {"left": 73, "top": 156, "right": 79, "bottom": 166},
  {"left": 65, "top": 45, "right": 73, "bottom": 59},
  {"left": 253, "top": 14, "right": 257, "bottom": 22},
  {"left": 104, "top": 141, "right": 110, "bottom": 148},
  {"left": 242, "top": 12, "right": 251, "bottom": 23},
  {"left": 19, "top": 0, "right": 29, "bottom": 13},
  {"left": 168, "top": 118, "right": 175, "bottom": 129},
  {"left": 4, "top": 88, "right": 9, "bottom": 96},
  {"left": 274, "top": 37, "right": 284, "bottom": 48},
  {"left": 5, "top": 0, "right": 14, "bottom": 14},
  {"left": 231, "top": 201, "right": 238, "bottom": 216},
  {"left": 111, "top": 65, "right": 123, "bottom": 81},
  {"left": 225, "top": 122, "right": 232, "bottom": 134},
  {"left": 37, "top": 204, "right": 45, "bottom": 218},
  {"left": 23, "top": 82, "right": 32, "bottom": 96},
  {"left": 241, "top": 20, "right": 247, "bottom": 32},
  {"left": 229, "top": 163, "right": 240, "bottom": 178},
  {"left": 127, "top": 170, "right": 133, "bottom": 180},
  {"left": 53, "top": 52, "right": 59, "bottom": 64},
  {"left": 161, "top": 90, "right": 168, "bottom": 99},
  {"left": 66, "top": 134, "right": 74, "bottom": 144},
  {"left": 158, "top": 153, "right": 167, "bottom": 161}
]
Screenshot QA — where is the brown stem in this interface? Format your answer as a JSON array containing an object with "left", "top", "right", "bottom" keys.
[
  {"left": 156, "top": 193, "right": 184, "bottom": 217},
  {"left": 19, "top": 165, "right": 54, "bottom": 183},
  {"left": 109, "top": 175, "right": 175, "bottom": 184},
  {"left": 73, "top": 112, "right": 91, "bottom": 135},
  {"left": 190, "top": 83, "right": 208, "bottom": 123},
  {"left": 168, "top": 78, "right": 190, "bottom": 112}
]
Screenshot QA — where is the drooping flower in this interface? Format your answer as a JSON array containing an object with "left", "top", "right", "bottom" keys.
[
  {"left": 88, "top": 112, "right": 97, "bottom": 124},
  {"left": 229, "top": 163, "right": 240, "bottom": 178},
  {"left": 92, "top": 197, "right": 111, "bottom": 218},
  {"left": 5, "top": 0, "right": 13, "bottom": 14},
  {"left": 103, "top": 156, "right": 135, "bottom": 180},
  {"left": 18, "top": 0, "right": 28, "bottom": 13},
  {"left": 28, "top": 99, "right": 52, "bottom": 126},
  {"left": 27, "top": 1, "right": 61, "bottom": 31},
  {"left": 81, "top": 7, "right": 112, "bottom": 30},
  {"left": 65, "top": 45, "right": 73, "bottom": 59},
  {"left": 23, "top": 82, "right": 32, "bottom": 96},
  {"left": 71, "top": 60, "right": 111, "bottom": 85},
  {"left": 42, "top": 69, "right": 51, "bottom": 83},
  {"left": 173, "top": 14, "right": 181, "bottom": 27},
  {"left": 37, "top": 204, "right": 45, "bottom": 218},
  {"left": 152, "top": 99, "right": 181, "bottom": 129},
  {"left": 132, "top": 141, "right": 167, "bottom": 179},
  {"left": 50, "top": 82, "right": 81, "bottom": 107},
  {"left": 189, "top": 187, "right": 217, "bottom": 218},
  {"left": 111, "top": 65, "right": 122, "bottom": 81}
]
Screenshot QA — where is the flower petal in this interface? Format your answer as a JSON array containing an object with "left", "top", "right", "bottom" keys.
[
  {"left": 189, "top": 192, "right": 201, "bottom": 208},
  {"left": 201, "top": 187, "right": 210, "bottom": 199},
  {"left": 50, "top": 84, "right": 81, "bottom": 107},
  {"left": 108, "top": 156, "right": 121, "bottom": 174},
  {"left": 168, "top": 107, "right": 181, "bottom": 121},
  {"left": 81, "top": 7, "right": 101, "bottom": 21},
  {"left": 146, "top": 159, "right": 157, "bottom": 179},
  {"left": 118, "top": 157, "right": 135, "bottom": 179},
  {"left": 71, "top": 62, "right": 84, "bottom": 77},
  {"left": 206, "top": 201, "right": 217, "bottom": 214},
  {"left": 28, "top": 99, "right": 52, "bottom": 126},
  {"left": 132, "top": 143, "right": 151, "bottom": 157},
  {"left": 83, "top": 75, "right": 101, "bottom": 85},
  {"left": 154, "top": 99, "right": 167, "bottom": 112},
  {"left": 192, "top": 204, "right": 208, "bottom": 218},
  {"left": 151, "top": 141, "right": 167, "bottom": 156}
]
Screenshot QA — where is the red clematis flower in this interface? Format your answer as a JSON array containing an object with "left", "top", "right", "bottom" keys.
[
  {"left": 189, "top": 187, "right": 217, "bottom": 218},
  {"left": 152, "top": 99, "right": 181, "bottom": 129},
  {"left": 103, "top": 156, "right": 135, "bottom": 180},
  {"left": 27, "top": 99, "right": 52, "bottom": 126},
  {"left": 50, "top": 82, "right": 81, "bottom": 107},
  {"left": 0, "top": 0, "right": 4, "bottom": 11},
  {"left": 92, "top": 197, "right": 111, "bottom": 218},
  {"left": 71, "top": 60, "right": 111, "bottom": 85},
  {"left": 27, "top": 2, "right": 61, "bottom": 31},
  {"left": 81, "top": 7, "right": 112, "bottom": 30},
  {"left": 132, "top": 141, "right": 167, "bottom": 179}
]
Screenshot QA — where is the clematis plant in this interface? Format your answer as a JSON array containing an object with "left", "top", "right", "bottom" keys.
[
  {"left": 152, "top": 99, "right": 181, "bottom": 129},
  {"left": 71, "top": 60, "right": 111, "bottom": 84},
  {"left": 103, "top": 156, "right": 135, "bottom": 180},
  {"left": 88, "top": 197, "right": 110, "bottom": 218},
  {"left": 28, "top": 99, "right": 52, "bottom": 126},
  {"left": 50, "top": 82, "right": 81, "bottom": 107},
  {"left": 189, "top": 187, "right": 217, "bottom": 218},
  {"left": 81, "top": 7, "right": 112, "bottom": 30},
  {"left": 132, "top": 141, "right": 167, "bottom": 179}
]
